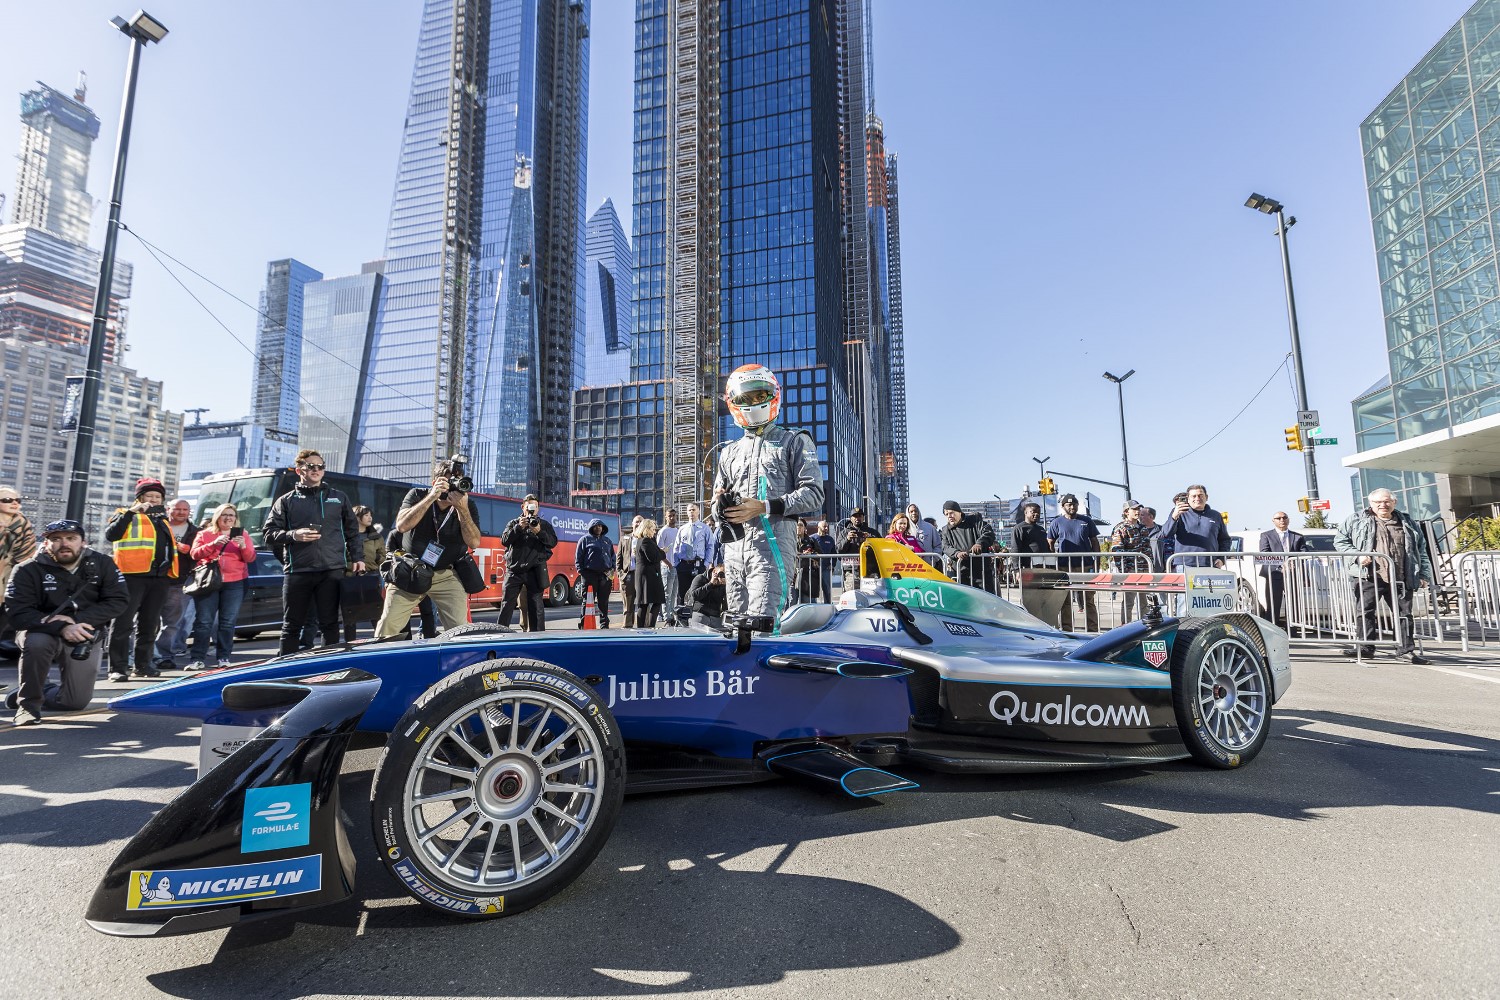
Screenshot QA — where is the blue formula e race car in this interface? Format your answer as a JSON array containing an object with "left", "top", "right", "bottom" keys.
[{"left": 85, "top": 542, "right": 1291, "bottom": 937}]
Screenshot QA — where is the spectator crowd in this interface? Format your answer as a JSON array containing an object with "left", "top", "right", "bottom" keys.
[{"left": 0, "top": 451, "right": 1438, "bottom": 727}]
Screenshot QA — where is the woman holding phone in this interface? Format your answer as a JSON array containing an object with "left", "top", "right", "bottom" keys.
[{"left": 185, "top": 504, "right": 257, "bottom": 670}]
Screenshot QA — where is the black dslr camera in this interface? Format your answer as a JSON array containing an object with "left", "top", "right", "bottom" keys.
[
  {"left": 59, "top": 599, "right": 98, "bottom": 660},
  {"left": 714, "top": 490, "right": 747, "bottom": 544},
  {"left": 440, "top": 454, "right": 474, "bottom": 498}
]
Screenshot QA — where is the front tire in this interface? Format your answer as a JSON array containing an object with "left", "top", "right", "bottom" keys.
[
  {"left": 1169, "top": 619, "right": 1272, "bottom": 769},
  {"left": 371, "top": 658, "right": 625, "bottom": 919},
  {"left": 546, "top": 575, "right": 569, "bottom": 607}
]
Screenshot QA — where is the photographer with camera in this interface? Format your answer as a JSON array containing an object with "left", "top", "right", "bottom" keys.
[
  {"left": 102, "top": 477, "right": 180, "bottom": 682},
  {"left": 4, "top": 520, "right": 128, "bottom": 725},
  {"left": 713, "top": 364, "right": 824, "bottom": 621},
  {"left": 498, "top": 494, "right": 557, "bottom": 632},
  {"left": 264, "top": 450, "right": 365, "bottom": 654},
  {"left": 376, "top": 457, "right": 482, "bottom": 637}
]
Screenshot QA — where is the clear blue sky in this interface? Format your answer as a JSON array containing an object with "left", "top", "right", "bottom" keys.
[{"left": 3, "top": 1, "right": 1476, "bottom": 527}]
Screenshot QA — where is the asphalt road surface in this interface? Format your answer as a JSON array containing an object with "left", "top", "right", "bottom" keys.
[{"left": 1, "top": 644, "right": 1497, "bottom": 1000}]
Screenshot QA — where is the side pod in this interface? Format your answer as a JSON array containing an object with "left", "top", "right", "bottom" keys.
[{"left": 85, "top": 669, "right": 381, "bottom": 938}]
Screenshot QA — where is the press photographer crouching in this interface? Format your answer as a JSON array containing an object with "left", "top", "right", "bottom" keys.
[
  {"left": 376, "top": 457, "right": 482, "bottom": 638},
  {"left": 4, "top": 520, "right": 129, "bottom": 726},
  {"left": 498, "top": 494, "right": 557, "bottom": 632}
]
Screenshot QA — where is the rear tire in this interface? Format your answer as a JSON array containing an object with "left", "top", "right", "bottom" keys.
[
  {"left": 1169, "top": 619, "right": 1272, "bottom": 769},
  {"left": 546, "top": 575, "right": 568, "bottom": 607},
  {"left": 370, "top": 658, "right": 625, "bottom": 919}
]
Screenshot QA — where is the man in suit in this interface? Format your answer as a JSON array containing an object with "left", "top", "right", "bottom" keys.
[{"left": 1258, "top": 511, "right": 1306, "bottom": 626}]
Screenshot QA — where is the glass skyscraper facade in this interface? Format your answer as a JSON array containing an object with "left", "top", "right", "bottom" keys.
[
  {"left": 251, "top": 258, "right": 322, "bottom": 436},
  {"left": 299, "top": 263, "right": 385, "bottom": 476},
  {"left": 1349, "top": 0, "right": 1500, "bottom": 519},
  {"left": 625, "top": 0, "right": 897, "bottom": 521},
  {"left": 580, "top": 198, "right": 632, "bottom": 388},
  {"left": 359, "top": 0, "right": 589, "bottom": 497}
]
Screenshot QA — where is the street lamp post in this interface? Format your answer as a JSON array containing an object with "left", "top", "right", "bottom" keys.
[
  {"left": 65, "top": 10, "right": 169, "bottom": 522},
  {"left": 1102, "top": 369, "right": 1135, "bottom": 502},
  {"left": 1245, "top": 192, "right": 1319, "bottom": 501}
]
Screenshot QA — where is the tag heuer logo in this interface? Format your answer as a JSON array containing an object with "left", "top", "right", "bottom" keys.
[{"left": 1142, "top": 640, "right": 1168, "bottom": 667}]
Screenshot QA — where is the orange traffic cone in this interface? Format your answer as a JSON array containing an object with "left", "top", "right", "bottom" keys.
[{"left": 578, "top": 587, "right": 599, "bottom": 630}]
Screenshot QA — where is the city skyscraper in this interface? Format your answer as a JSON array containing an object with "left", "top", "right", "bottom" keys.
[
  {"left": 358, "top": 0, "right": 590, "bottom": 497},
  {"left": 3, "top": 77, "right": 129, "bottom": 363},
  {"left": 299, "top": 261, "right": 385, "bottom": 475},
  {"left": 11, "top": 78, "right": 97, "bottom": 246},
  {"left": 0, "top": 76, "right": 179, "bottom": 528},
  {"left": 614, "top": 0, "right": 904, "bottom": 521},
  {"left": 580, "top": 198, "right": 632, "bottom": 388},
  {"left": 250, "top": 258, "right": 322, "bottom": 437},
  {"left": 1345, "top": 0, "right": 1500, "bottom": 520}
]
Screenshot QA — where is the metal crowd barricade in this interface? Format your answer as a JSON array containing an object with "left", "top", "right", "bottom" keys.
[
  {"left": 977, "top": 551, "right": 1155, "bottom": 634},
  {"left": 788, "top": 550, "right": 944, "bottom": 606},
  {"left": 1453, "top": 550, "right": 1500, "bottom": 652},
  {"left": 787, "top": 548, "right": 1157, "bottom": 635},
  {"left": 1166, "top": 550, "right": 1410, "bottom": 651}
]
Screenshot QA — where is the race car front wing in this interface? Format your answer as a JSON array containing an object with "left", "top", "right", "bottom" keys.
[{"left": 85, "top": 669, "right": 381, "bottom": 937}]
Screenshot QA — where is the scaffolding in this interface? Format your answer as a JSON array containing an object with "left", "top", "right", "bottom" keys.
[{"left": 667, "top": 0, "right": 720, "bottom": 511}]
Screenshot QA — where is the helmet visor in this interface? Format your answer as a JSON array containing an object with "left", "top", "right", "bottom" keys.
[{"left": 729, "top": 385, "right": 776, "bottom": 407}]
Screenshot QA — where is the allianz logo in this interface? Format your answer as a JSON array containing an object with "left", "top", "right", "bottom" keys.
[{"left": 988, "top": 690, "right": 1150, "bottom": 728}]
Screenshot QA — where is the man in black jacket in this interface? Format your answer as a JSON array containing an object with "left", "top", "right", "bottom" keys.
[
  {"left": 498, "top": 494, "right": 557, "bottom": 632},
  {"left": 941, "top": 500, "right": 998, "bottom": 591},
  {"left": 263, "top": 450, "right": 364, "bottom": 654},
  {"left": 4, "top": 520, "right": 129, "bottom": 725}
]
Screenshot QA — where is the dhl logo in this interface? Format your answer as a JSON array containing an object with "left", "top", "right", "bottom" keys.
[{"left": 860, "top": 538, "right": 952, "bottom": 582}]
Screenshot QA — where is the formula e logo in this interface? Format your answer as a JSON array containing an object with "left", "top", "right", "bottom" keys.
[
  {"left": 254, "top": 801, "right": 296, "bottom": 823},
  {"left": 988, "top": 690, "right": 1150, "bottom": 728},
  {"left": 241, "top": 783, "right": 311, "bottom": 853},
  {"left": 1141, "top": 639, "right": 1168, "bottom": 667}
]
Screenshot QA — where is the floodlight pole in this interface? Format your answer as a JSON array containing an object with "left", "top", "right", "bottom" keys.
[
  {"left": 67, "top": 13, "right": 166, "bottom": 521},
  {"left": 1247, "top": 193, "right": 1319, "bottom": 502},
  {"left": 1103, "top": 370, "right": 1135, "bottom": 502}
]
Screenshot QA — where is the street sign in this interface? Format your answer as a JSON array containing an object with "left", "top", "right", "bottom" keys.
[
  {"left": 1309, "top": 436, "right": 1338, "bottom": 446},
  {"left": 1309, "top": 499, "right": 1332, "bottom": 511},
  {"left": 1297, "top": 410, "right": 1319, "bottom": 426}
]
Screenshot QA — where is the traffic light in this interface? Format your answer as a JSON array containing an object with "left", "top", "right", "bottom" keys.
[
  {"left": 1039, "top": 477, "right": 1056, "bottom": 495},
  {"left": 1284, "top": 425, "right": 1304, "bottom": 451},
  {"left": 1297, "top": 496, "right": 1310, "bottom": 514}
]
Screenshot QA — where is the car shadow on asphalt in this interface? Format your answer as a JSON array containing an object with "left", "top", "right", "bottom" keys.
[
  {"left": 0, "top": 714, "right": 199, "bottom": 849},
  {"left": 139, "top": 709, "right": 1500, "bottom": 998}
]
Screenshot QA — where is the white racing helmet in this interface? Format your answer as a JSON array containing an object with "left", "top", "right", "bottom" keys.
[{"left": 725, "top": 364, "right": 781, "bottom": 429}]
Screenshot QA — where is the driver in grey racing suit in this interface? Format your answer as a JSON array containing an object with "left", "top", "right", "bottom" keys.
[{"left": 713, "top": 364, "right": 825, "bottom": 624}]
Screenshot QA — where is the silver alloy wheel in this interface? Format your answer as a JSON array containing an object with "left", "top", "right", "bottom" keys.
[
  {"left": 402, "top": 689, "right": 605, "bottom": 893},
  {"left": 1195, "top": 637, "right": 1268, "bottom": 751}
]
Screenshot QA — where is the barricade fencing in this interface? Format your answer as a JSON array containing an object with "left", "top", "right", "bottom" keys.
[
  {"left": 783, "top": 546, "right": 1458, "bottom": 653},
  {"left": 1454, "top": 550, "right": 1500, "bottom": 652},
  {"left": 1164, "top": 550, "right": 1422, "bottom": 651},
  {"left": 787, "top": 549, "right": 1156, "bottom": 635}
]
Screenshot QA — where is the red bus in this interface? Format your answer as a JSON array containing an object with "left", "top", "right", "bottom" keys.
[{"left": 194, "top": 468, "right": 619, "bottom": 635}]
